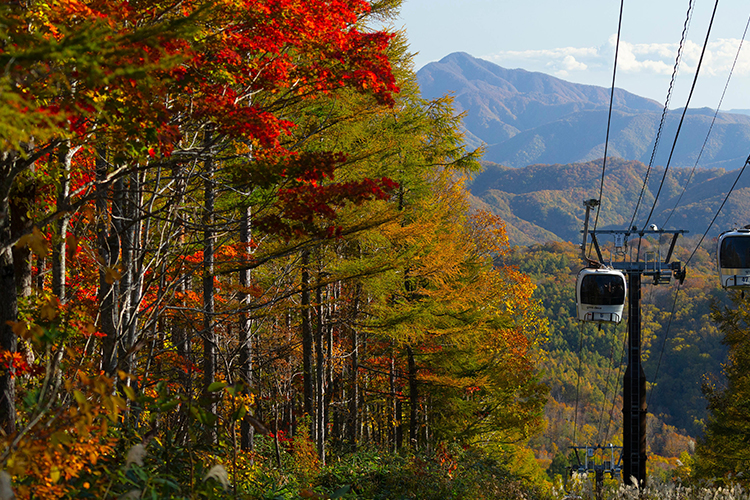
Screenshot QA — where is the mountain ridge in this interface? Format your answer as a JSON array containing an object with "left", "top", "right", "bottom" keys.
[
  {"left": 418, "top": 52, "right": 750, "bottom": 170},
  {"left": 468, "top": 158, "right": 750, "bottom": 246}
]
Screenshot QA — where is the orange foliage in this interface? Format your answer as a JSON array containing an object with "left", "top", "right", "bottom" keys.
[{"left": 4, "top": 371, "right": 122, "bottom": 499}]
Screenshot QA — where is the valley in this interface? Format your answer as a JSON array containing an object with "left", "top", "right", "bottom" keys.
[{"left": 416, "top": 51, "right": 750, "bottom": 481}]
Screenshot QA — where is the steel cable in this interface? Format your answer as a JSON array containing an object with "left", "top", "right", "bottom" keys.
[
  {"left": 685, "top": 153, "right": 750, "bottom": 268},
  {"left": 573, "top": 321, "right": 585, "bottom": 445},
  {"left": 603, "top": 325, "right": 629, "bottom": 445},
  {"left": 596, "top": 321, "right": 626, "bottom": 444},
  {"left": 628, "top": 0, "right": 695, "bottom": 231},
  {"left": 662, "top": 14, "right": 750, "bottom": 229},
  {"left": 641, "top": 0, "right": 721, "bottom": 230},
  {"left": 591, "top": 0, "right": 625, "bottom": 236},
  {"left": 645, "top": 16, "right": 750, "bottom": 408}
]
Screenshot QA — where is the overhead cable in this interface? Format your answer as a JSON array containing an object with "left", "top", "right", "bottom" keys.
[
  {"left": 646, "top": 284, "right": 683, "bottom": 409},
  {"left": 592, "top": 0, "right": 625, "bottom": 236},
  {"left": 650, "top": 151, "right": 750, "bottom": 414},
  {"left": 641, "top": 0, "right": 721, "bottom": 230},
  {"left": 628, "top": 0, "right": 695, "bottom": 231},
  {"left": 662, "top": 13, "right": 750, "bottom": 229},
  {"left": 632, "top": 12, "right": 750, "bottom": 412},
  {"left": 603, "top": 328, "right": 629, "bottom": 445},
  {"left": 573, "top": 322, "right": 585, "bottom": 444},
  {"left": 596, "top": 322, "right": 626, "bottom": 444},
  {"left": 685, "top": 153, "right": 750, "bottom": 268}
]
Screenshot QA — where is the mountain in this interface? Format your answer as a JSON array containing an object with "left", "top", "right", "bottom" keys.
[
  {"left": 468, "top": 158, "right": 750, "bottom": 246},
  {"left": 418, "top": 52, "right": 750, "bottom": 170}
]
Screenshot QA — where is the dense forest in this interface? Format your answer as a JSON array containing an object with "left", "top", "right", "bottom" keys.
[
  {"left": 504, "top": 238, "right": 729, "bottom": 473},
  {"left": 0, "top": 1, "right": 554, "bottom": 498},
  {"left": 3, "top": 1, "right": 750, "bottom": 499},
  {"left": 469, "top": 159, "right": 750, "bottom": 246}
]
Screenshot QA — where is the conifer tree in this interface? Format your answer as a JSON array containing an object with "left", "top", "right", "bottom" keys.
[{"left": 693, "top": 293, "right": 750, "bottom": 484}]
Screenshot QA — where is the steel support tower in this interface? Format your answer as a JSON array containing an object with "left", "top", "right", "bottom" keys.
[
  {"left": 623, "top": 270, "right": 646, "bottom": 483},
  {"left": 586, "top": 228, "right": 686, "bottom": 487},
  {"left": 570, "top": 445, "right": 623, "bottom": 498}
]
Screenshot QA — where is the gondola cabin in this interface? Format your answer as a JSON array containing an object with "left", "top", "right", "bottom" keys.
[
  {"left": 576, "top": 268, "right": 627, "bottom": 323},
  {"left": 718, "top": 228, "right": 750, "bottom": 289}
]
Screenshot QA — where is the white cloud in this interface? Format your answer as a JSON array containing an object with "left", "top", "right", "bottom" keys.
[
  {"left": 485, "top": 36, "right": 750, "bottom": 79},
  {"left": 487, "top": 46, "right": 597, "bottom": 61},
  {"left": 562, "top": 55, "right": 587, "bottom": 71}
]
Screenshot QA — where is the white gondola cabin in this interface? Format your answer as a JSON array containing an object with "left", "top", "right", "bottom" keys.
[
  {"left": 576, "top": 268, "right": 627, "bottom": 323},
  {"left": 718, "top": 228, "right": 750, "bottom": 289}
]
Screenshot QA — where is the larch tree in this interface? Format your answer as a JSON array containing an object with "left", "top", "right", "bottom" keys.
[
  {"left": 0, "top": 0, "right": 552, "bottom": 495},
  {"left": 693, "top": 293, "right": 750, "bottom": 485},
  {"left": 0, "top": 0, "right": 400, "bottom": 450}
]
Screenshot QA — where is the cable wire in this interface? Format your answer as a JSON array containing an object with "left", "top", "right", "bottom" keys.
[
  {"left": 685, "top": 153, "right": 750, "bottom": 268},
  {"left": 648, "top": 150, "right": 750, "bottom": 415},
  {"left": 596, "top": 321, "right": 626, "bottom": 444},
  {"left": 573, "top": 322, "right": 585, "bottom": 444},
  {"left": 591, "top": 0, "right": 625, "bottom": 236},
  {"left": 628, "top": 0, "right": 695, "bottom": 231},
  {"left": 662, "top": 14, "right": 750, "bottom": 229},
  {"left": 646, "top": 284, "right": 683, "bottom": 409},
  {"left": 643, "top": 158, "right": 750, "bottom": 413},
  {"left": 603, "top": 324, "right": 630, "bottom": 444},
  {"left": 642, "top": 0, "right": 721, "bottom": 230}
]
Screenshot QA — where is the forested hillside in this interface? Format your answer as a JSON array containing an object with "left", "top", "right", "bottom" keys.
[
  {"left": 418, "top": 52, "right": 750, "bottom": 170},
  {"left": 693, "top": 293, "right": 750, "bottom": 485},
  {"left": 469, "top": 158, "right": 750, "bottom": 246},
  {"left": 5, "top": 1, "right": 750, "bottom": 497},
  {"left": 504, "top": 237, "right": 732, "bottom": 476},
  {"left": 0, "top": 1, "right": 554, "bottom": 498}
]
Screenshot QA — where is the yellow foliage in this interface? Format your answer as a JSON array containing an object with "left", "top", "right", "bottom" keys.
[
  {"left": 14, "top": 227, "right": 49, "bottom": 259},
  {"left": 291, "top": 417, "right": 319, "bottom": 482},
  {"left": 2, "top": 371, "right": 121, "bottom": 499}
]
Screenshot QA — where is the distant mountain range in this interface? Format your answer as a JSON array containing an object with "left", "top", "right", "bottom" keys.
[
  {"left": 468, "top": 158, "right": 750, "bottom": 246},
  {"left": 418, "top": 52, "right": 750, "bottom": 171}
]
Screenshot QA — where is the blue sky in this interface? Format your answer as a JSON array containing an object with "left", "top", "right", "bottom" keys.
[{"left": 394, "top": 0, "right": 750, "bottom": 110}]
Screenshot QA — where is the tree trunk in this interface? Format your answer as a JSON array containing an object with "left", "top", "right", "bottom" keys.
[
  {"left": 396, "top": 388, "right": 403, "bottom": 450},
  {"left": 390, "top": 355, "right": 401, "bottom": 452},
  {"left": 117, "top": 173, "right": 134, "bottom": 374},
  {"left": 169, "top": 163, "right": 190, "bottom": 395},
  {"left": 51, "top": 144, "right": 79, "bottom": 303},
  {"left": 10, "top": 182, "right": 33, "bottom": 299},
  {"left": 315, "top": 275, "right": 325, "bottom": 463},
  {"left": 112, "top": 172, "right": 134, "bottom": 375},
  {"left": 12, "top": 165, "right": 39, "bottom": 390},
  {"left": 97, "top": 149, "right": 119, "bottom": 376},
  {"left": 238, "top": 205, "right": 254, "bottom": 451},
  {"left": 301, "top": 250, "right": 314, "bottom": 424},
  {"left": 202, "top": 137, "right": 217, "bottom": 444},
  {"left": 407, "top": 344, "right": 418, "bottom": 449},
  {"left": 0, "top": 193, "right": 18, "bottom": 434},
  {"left": 324, "top": 282, "right": 336, "bottom": 451},
  {"left": 347, "top": 285, "right": 361, "bottom": 450},
  {"left": 35, "top": 255, "right": 45, "bottom": 290}
]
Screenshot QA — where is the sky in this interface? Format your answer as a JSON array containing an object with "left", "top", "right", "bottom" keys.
[{"left": 394, "top": 0, "right": 750, "bottom": 110}]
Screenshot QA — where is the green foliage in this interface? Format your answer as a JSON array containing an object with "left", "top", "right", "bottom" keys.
[
  {"left": 508, "top": 238, "right": 727, "bottom": 465},
  {"left": 693, "top": 293, "right": 750, "bottom": 486},
  {"left": 546, "top": 451, "right": 573, "bottom": 482},
  {"left": 469, "top": 158, "right": 750, "bottom": 246},
  {"left": 314, "top": 445, "right": 548, "bottom": 500},
  {"left": 65, "top": 436, "right": 550, "bottom": 499}
]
